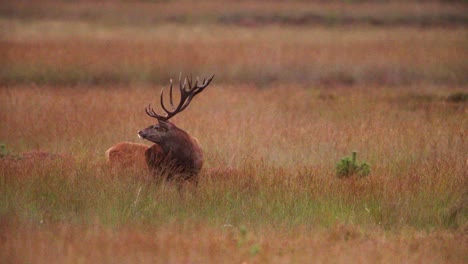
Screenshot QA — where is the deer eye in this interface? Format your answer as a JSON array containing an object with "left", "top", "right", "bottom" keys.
[{"left": 153, "top": 125, "right": 159, "bottom": 130}]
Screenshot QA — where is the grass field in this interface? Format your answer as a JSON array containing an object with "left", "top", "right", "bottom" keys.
[{"left": 1, "top": 1, "right": 467, "bottom": 263}]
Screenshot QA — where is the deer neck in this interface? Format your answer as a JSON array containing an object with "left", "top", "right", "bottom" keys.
[
  {"left": 160, "top": 128, "right": 192, "bottom": 156},
  {"left": 150, "top": 126, "right": 203, "bottom": 173}
]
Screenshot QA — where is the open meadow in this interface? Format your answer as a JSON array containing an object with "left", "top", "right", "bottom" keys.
[{"left": 1, "top": 1, "right": 467, "bottom": 263}]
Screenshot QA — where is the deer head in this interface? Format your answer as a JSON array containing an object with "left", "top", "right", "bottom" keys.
[{"left": 138, "top": 75, "right": 214, "bottom": 149}]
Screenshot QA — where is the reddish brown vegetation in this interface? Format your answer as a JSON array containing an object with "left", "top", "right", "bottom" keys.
[
  {"left": 1, "top": 150, "right": 72, "bottom": 166},
  {"left": 0, "top": 150, "right": 74, "bottom": 178}
]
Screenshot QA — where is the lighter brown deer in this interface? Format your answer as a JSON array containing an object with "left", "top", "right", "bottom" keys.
[{"left": 106, "top": 74, "right": 214, "bottom": 183}]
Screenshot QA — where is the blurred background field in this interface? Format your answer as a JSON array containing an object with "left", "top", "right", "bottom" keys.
[
  {"left": 2, "top": 0, "right": 467, "bottom": 86},
  {"left": 1, "top": 1, "right": 467, "bottom": 263}
]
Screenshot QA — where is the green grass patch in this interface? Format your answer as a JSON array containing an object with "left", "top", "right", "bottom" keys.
[{"left": 1, "top": 157, "right": 464, "bottom": 231}]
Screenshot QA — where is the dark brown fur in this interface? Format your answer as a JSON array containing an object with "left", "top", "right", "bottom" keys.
[{"left": 140, "top": 121, "right": 203, "bottom": 182}]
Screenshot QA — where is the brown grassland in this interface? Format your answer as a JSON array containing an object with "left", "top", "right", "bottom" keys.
[{"left": 1, "top": 1, "right": 467, "bottom": 263}]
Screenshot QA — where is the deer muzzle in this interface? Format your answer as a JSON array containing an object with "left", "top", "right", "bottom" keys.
[{"left": 137, "top": 130, "right": 146, "bottom": 139}]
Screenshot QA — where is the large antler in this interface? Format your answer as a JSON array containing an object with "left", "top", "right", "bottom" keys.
[{"left": 145, "top": 74, "right": 214, "bottom": 122}]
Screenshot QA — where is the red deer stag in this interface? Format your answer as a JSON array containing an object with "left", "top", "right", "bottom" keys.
[{"left": 106, "top": 74, "right": 214, "bottom": 184}]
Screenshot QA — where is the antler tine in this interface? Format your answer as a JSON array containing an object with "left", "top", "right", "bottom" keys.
[
  {"left": 159, "top": 87, "right": 171, "bottom": 115},
  {"left": 145, "top": 103, "right": 164, "bottom": 120},
  {"left": 145, "top": 74, "right": 214, "bottom": 122},
  {"left": 176, "top": 74, "right": 215, "bottom": 112},
  {"left": 187, "top": 75, "right": 193, "bottom": 90},
  {"left": 144, "top": 104, "right": 152, "bottom": 117},
  {"left": 191, "top": 74, "right": 215, "bottom": 97},
  {"left": 169, "top": 79, "right": 175, "bottom": 110},
  {"left": 179, "top": 76, "right": 187, "bottom": 92}
]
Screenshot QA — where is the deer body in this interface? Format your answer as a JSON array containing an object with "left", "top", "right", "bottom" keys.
[
  {"left": 106, "top": 74, "right": 214, "bottom": 183},
  {"left": 105, "top": 142, "right": 149, "bottom": 170},
  {"left": 139, "top": 122, "right": 203, "bottom": 180}
]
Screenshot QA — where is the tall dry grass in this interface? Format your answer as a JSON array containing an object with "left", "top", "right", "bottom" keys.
[
  {"left": 1, "top": 84, "right": 467, "bottom": 220},
  {"left": 2, "top": 220, "right": 466, "bottom": 263},
  {"left": 1, "top": 84, "right": 467, "bottom": 263}
]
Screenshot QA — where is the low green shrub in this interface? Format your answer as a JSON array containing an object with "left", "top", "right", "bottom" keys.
[{"left": 336, "top": 151, "right": 370, "bottom": 178}]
